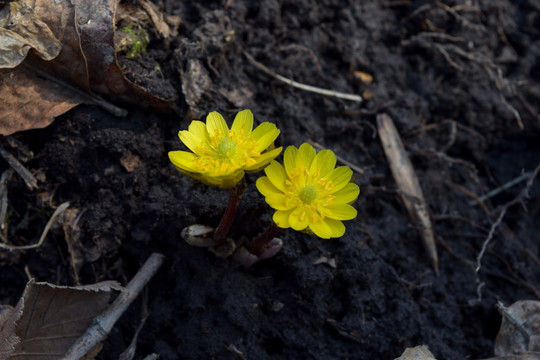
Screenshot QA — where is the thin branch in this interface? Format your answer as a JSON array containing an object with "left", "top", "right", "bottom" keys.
[
  {"left": 62, "top": 253, "right": 165, "bottom": 360},
  {"left": 243, "top": 51, "right": 363, "bottom": 103},
  {"left": 473, "top": 161, "right": 540, "bottom": 302},
  {"left": 0, "top": 145, "right": 38, "bottom": 190},
  {"left": 468, "top": 172, "right": 532, "bottom": 206},
  {"left": 0, "top": 202, "right": 70, "bottom": 250}
]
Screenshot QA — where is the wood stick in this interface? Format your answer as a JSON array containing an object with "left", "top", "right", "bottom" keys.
[
  {"left": 243, "top": 51, "right": 363, "bottom": 103},
  {"left": 61, "top": 253, "right": 165, "bottom": 360}
]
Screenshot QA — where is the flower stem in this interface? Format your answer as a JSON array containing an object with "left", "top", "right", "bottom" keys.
[
  {"left": 213, "top": 180, "right": 246, "bottom": 245},
  {"left": 244, "top": 222, "right": 282, "bottom": 256}
]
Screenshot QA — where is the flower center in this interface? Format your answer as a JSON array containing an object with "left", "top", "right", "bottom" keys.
[
  {"left": 216, "top": 137, "right": 237, "bottom": 158},
  {"left": 298, "top": 185, "right": 318, "bottom": 204}
]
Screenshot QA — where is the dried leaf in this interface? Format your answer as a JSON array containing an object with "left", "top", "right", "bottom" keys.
[
  {"left": 0, "top": 67, "right": 83, "bottom": 135},
  {"left": 120, "top": 150, "right": 142, "bottom": 173},
  {"left": 495, "top": 301, "right": 540, "bottom": 356},
  {"left": 139, "top": 0, "right": 171, "bottom": 39},
  {"left": 353, "top": 71, "right": 373, "bottom": 84},
  {"left": 0, "top": 304, "right": 19, "bottom": 360},
  {"left": 479, "top": 354, "right": 540, "bottom": 360},
  {"left": 0, "top": 279, "right": 123, "bottom": 360},
  {"left": 377, "top": 113, "right": 438, "bottom": 274},
  {"left": 181, "top": 59, "right": 212, "bottom": 109},
  {"left": 0, "top": 0, "right": 174, "bottom": 135},
  {"left": 58, "top": 207, "right": 85, "bottom": 284},
  {"left": 395, "top": 345, "right": 437, "bottom": 360},
  {"left": 0, "top": 2, "right": 62, "bottom": 68}
]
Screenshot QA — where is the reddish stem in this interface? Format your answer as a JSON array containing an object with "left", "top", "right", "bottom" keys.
[
  {"left": 213, "top": 180, "right": 246, "bottom": 245},
  {"left": 244, "top": 222, "right": 282, "bottom": 256}
]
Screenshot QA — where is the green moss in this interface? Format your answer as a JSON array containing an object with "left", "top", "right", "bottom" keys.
[{"left": 118, "top": 25, "right": 149, "bottom": 58}]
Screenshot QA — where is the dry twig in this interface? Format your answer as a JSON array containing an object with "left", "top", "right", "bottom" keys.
[
  {"left": 474, "top": 162, "right": 540, "bottom": 302},
  {"left": 0, "top": 202, "right": 70, "bottom": 250},
  {"left": 0, "top": 144, "right": 38, "bottom": 190},
  {"left": 243, "top": 50, "right": 363, "bottom": 103},
  {"left": 377, "top": 113, "right": 438, "bottom": 274},
  {"left": 62, "top": 253, "right": 165, "bottom": 360}
]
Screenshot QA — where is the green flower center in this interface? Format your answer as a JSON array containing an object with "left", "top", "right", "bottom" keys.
[
  {"left": 298, "top": 185, "right": 318, "bottom": 204},
  {"left": 216, "top": 137, "right": 237, "bottom": 158}
]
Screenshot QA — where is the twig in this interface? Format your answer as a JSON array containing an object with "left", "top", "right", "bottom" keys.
[
  {"left": 243, "top": 51, "right": 363, "bottom": 103},
  {"left": 0, "top": 145, "right": 38, "bottom": 190},
  {"left": 23, "top": 64, "right": 128, "bottom": 117},
  {"left": 0, "top": 202, "right": 70, "bottom": 250},
  {"left": 496, "top": 301, "right": 531, "bottom": 340},
  {"left": 62, "top": 253, "right": 165, "bottom": 360},
  {"left": 468, "top": 172, "right": 532, "bottom": 206},
  {"left": 307, "top": 140, "right": 366, "bottom": 174},
  {"left": 0, "top": 169, "right": 13, "bottom": 238},
  {"left": 474, "top": 161, "right": 540, "bottom": 302}
]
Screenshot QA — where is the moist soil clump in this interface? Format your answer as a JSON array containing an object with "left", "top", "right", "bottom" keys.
[{"left": 1, "top": 1, "right": 539, "bottom": 359}]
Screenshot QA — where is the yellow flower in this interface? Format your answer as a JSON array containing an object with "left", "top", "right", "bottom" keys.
[
  {"left": 169, "top": 110, "right": 282, "bottom": 189},
  {"left": 256, "top": 143, "right": 359, "bottom": 239}
]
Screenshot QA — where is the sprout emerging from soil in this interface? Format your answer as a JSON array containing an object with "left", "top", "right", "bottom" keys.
[
  {"left": 256, "top": 143, "right": 359, "bottom": 239},
  {"left": 169, "top": 109, "right": 282, "bottom": 189}
]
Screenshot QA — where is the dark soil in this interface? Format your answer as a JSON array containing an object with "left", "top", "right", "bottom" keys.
[{"left": 1, "top": 1, "right": 540, "bottom": 359}]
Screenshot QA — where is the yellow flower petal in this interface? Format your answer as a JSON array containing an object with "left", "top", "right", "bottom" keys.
[
  {"left": 231, "top": 109, "right": 253, "bottom": 135},
  {"left": 256, "top": 176, "right": 282, "bottom": 197},
  {"left": 266, "top": 193, "right": 293, "bottom": 211},
  {"left": 188, "top": 120, "right": 208, "bottom": 141},
  {"left": 206, "top": 111, "right": 229, "bottom": 138},
  {"left": 245, "top": 147, "right": 282, "bottom": 172},
  {"left": 168, "top": 151, "right": 197, "bottom": 172},
  {"left": 263, "top": 160, "right": 287, "bottom": 192},
  {"left": 273, "top": 209, "right": 292, "bottom": 228},
  {"left": 297, "top": 143, "right": 316, "bottom": 169},
  {"left": 289, "top": 209, "right": 309, "bottom": 231},
  {"left": 309, "top": 149, "right": 336, "bottom": 177},
  {"left": 179, "top": 130, "right": 203, "bottom": 154},
  {"left": 325, "top": 218, "right": 346, "bottom": 238},
  {"left": 308, "top": 219, "right": 333, "bottom": 239},
  {"left": 326, "top": 166, "right": 353, "bottom": 193},
  {"left": 283, "top": 145, "right": 298, "bottom": 177},
  {"left": 326, "top": 204, "right": 357, "bottom": 220},
  {"left": 252, "top": 122, "right": 280, "bottom": 152},
  {"left": 333, "top": 183, "right": 360, "bottom": 204}
]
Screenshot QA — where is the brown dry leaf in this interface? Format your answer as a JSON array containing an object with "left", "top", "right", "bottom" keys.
[
  {"left": 0, "top": 2, "right": 62, "bottom": 68},
  {"left": 0, "top": 304, "right": 19, "bottom": 360},
  {"left": 0, "top": 279, "right": 123, "bottom": 360},
  {"left": 139, "top": 0, "right": 171, "bottom": 39},
  {"left": 395, "top": 345, "right": 437, "bottom": 360},
  {"left": 181, "top": 59, "right": 212, "bottom": 109},
  {"left": 377, "top": 113, "right": 439, "bottom": 274},
  {"left": 494, "top": 301, "right": 540, "bottom": 357},
  {"left": 0, "top": 0, "right": 174, "bottom": 136},
  {"left": 0, "top": 67, "right": 83, "bottom": 135},
  {"left": 58, "top": 207, "right": 85, "bottom": 284},
  {"left": 120, "top": 150, "right": 142, "bottom": 173},
  {"left": 353, "top": 70, "right": 374, "bottom": 84}
]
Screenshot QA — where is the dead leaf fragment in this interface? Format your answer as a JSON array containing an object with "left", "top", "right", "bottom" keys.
[
  {"left": 0, "top": 2, "right": 62, "bottom": 68},
  {"left": 395, "top": 345, "right": 437, "bottom": 360},
  {"left": 0, "top": 0, "right": 174, "bottom": 135},
  {"left": 120, "top": 150, "right": 142, "bottom": 173},
  {"left": 139, "top": 0, "right": 171, "bottom": 39},
  {"left": 0, "top": 68, "right": 82, "bottom": 135},
  {"left": 181, "top": 59, "right": 212, "bottom": 108},
  {"left": 377, "top": 113, "right": 438, "bottom": 274},
  {"left": 0, "top": 279, "right": 122, "bottom": 360},
  {"left": 353, "top": 70, "right": 373, "bottom": 84},
  {"left": 495, "top": 301, "right": 540, "bottom": 356}
]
